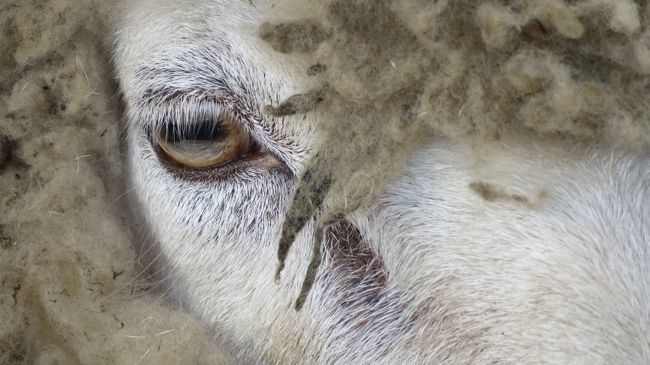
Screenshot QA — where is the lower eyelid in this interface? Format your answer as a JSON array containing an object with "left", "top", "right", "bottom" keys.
[{"left": 153, "top": 142, "right": 289, "bottom": 183}]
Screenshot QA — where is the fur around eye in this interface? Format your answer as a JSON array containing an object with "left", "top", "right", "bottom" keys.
[{"left": 155, "top": 114, "right": 251, "bottom": 168}]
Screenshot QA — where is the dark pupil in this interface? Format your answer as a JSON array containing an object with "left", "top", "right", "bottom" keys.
[{"left": 162, "top": 119, "right": 226, "bottom": 143}]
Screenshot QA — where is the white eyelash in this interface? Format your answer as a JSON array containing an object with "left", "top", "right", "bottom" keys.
[{"left": 131, "top": 99, "right": 240, "bottom": 139}]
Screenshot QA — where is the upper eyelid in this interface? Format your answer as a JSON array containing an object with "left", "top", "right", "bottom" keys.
[
  {"left": 128, "top": 50, "right": 275, "bottom": 134},
  {"left": 127, "top": 41, "right": 281, "bottom": 127},
  {"left": 128, "top": 74, "right": 261, "bottom": 134},
  {"left": 133, "top": 95, "right": 238, "bottom": 133}
]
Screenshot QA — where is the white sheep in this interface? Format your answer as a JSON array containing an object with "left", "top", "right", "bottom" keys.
[{"left": 114, "top": 0, "right": 650, "bottom": 363}]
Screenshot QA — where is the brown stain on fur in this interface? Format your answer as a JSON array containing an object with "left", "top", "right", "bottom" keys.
[
  {"left": 259, "top": 20, "right": 329, "bottom": 54},
  {"left": 469, "top": 181, "right": 548, "bottom": 208}
]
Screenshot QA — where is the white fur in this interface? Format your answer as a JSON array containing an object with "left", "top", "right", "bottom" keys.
[{"left": 114, "top": 1, "right": 650, "bottom": 363}]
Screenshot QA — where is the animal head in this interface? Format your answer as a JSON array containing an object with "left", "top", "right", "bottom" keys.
[{"left": 114, "top": 1, "right": 650, "bottom": 363}]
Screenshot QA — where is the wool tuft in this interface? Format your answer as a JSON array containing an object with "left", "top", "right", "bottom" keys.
[
  {"left": 262, "top": 0, "right": 650, "bottom": 302},
  {"left": 0, "top": 0, "right": 229, "bottom": 363}
]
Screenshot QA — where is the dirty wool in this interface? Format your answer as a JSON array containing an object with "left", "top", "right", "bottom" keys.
[
  {"left": 2, "top": 0, "right": 650, "bottom": 363},
  {"left": 0, "top": 0, "right": 229, "bottom": 363},
  {"left": 264, "top": 0, "right": 650, "bottom": 304}
]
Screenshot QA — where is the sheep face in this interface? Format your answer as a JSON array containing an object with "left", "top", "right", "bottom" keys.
[{"left": 115, "top": 1, "right": 650, "bottom": 363}]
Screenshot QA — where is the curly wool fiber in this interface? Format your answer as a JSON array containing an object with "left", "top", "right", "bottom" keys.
[
  {"left": 264, "top": 0, "right": 650, "bottom": 304},
  {"left": 267, "top": 0, "right": 650, "bottom": 222}
]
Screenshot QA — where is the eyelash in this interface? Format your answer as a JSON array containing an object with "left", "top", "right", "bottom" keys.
[{"left": 158, "top": 118, "right": 229, "bottom": 143}]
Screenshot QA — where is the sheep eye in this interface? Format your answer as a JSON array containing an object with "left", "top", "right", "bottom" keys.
[{"left": 155, "top": 114, "right": 251, "bottom": 168}]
